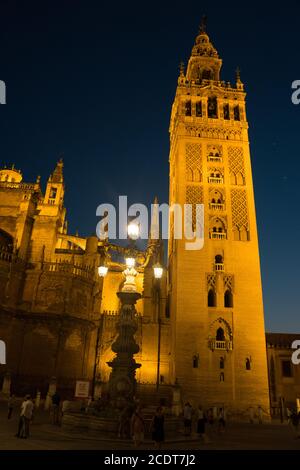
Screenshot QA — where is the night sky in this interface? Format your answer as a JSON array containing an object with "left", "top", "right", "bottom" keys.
[{"left": 0, "top": 1, "right": 299, "bottom": 333}]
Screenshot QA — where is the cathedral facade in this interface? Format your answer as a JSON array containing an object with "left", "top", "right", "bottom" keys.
[{"left": 0, "top": 25, "right": 272, "bottom": 414}]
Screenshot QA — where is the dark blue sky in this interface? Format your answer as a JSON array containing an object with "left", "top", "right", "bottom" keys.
[{"left": 0, "top": 0, "right": 299, "bottom": 332}]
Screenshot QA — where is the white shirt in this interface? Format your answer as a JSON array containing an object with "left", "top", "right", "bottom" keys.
[{"left": 20, "top": 400, "right": 34, "bottom": 419}]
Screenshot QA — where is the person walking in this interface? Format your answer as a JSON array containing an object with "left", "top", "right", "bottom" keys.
[
  {"left": 218, "top": 407, "right": 226, "bottom": 433},
  {"left": 51, "top": 391, "right": 61, "bottom": 425},
  {"left": 131, "top": 406, "right": 145, "bottom": 447},
  {"left": 151, "top": 406, "right": 165, "bottom": 449},
  {"left": 183, "top": 402, "right": 193, "bottom": 436},
  {"left": 7, "top": 394, "right": 16, "bottom": 420},
  {"left": 196, "top": 405, "right": 210, "bottom": 443}
]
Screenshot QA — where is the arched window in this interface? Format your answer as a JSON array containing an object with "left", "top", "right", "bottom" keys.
[
  {"left": 208, "top": 289, "right": 216, "bottom": 307},
  {"left": 224, "top": 290, "right": 233, "bottom": 308},
  {"left": 234, "top": 105, "right": 240, "bottom": 121},
  {"left": 193, "top": 354, "right": 199, "bottom": 368},
  {"left": 215, "top": 254, "right": 223, "bottom": 264},
  {"left": 207, "top": 96, "right": 218, "bottom": 118},
  {"left": 223, "top": 103, "right": 230, "bottom": 120},
  {"left": 196, "top": 101, "right": 202, "bottom": 117},
  {"left": 202, "top": 69, "right": 212, "bottom": 80},
  {"left": 246, "top": 358, "right": 251, "bottom": 370},
  {"left": 220, "top": 356, "right": 225, "bottom": 369},
  {"left": 185, "top": 100, "right": 191, "bottom": 116},
  {"left": 216, "top": 327, "right": 225, "bottom": 341}
]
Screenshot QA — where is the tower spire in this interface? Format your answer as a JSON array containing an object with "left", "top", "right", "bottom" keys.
[{"left": 49, "top": 156, "right": 64, "bottom": 184}]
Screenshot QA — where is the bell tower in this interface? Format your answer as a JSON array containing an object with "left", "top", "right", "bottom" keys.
[{"left": 168, "top": 22, "right": 270, "bottom": 413}]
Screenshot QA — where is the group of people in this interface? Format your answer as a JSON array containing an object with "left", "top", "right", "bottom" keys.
[
  {"left": 118, "top": 404, "right": 165, "bottom": 448},
  {"left": 183, "top": 402, "right": 226, "bottom": 442},
  {"left": 14, "top": 395, "right": 34, "bottom": 439},
  {"left": 6, "top": 390, "right": 67, "bottom": 439}
]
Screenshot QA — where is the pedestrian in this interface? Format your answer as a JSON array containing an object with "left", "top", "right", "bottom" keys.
[
  {"left": 51, "top": 391, "right": 61, "bottom": 425},
  {"left": 131, "top": 406, "right": 145, "bottom": 447},
  {"left": 196, "top": 405, "right": 210, "bottom": 443},
  {"left": 15, "top": 395, "right": 34, "bottom": 438},
  {"left": 150, "top": 406, "right": 165, "bottom": 449},
  {"left": 218, "top": 407, "right": 226, "bottom": 433},
  {"left": 183, "top": 402, "right": 193, "bottom": 436},
  {"left": 7, "top": 394, "right": 16, "bottom": 420}
]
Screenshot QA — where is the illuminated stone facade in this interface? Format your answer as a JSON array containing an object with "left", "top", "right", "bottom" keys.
[
  {"left": 0, "top": 25, "right": 291, "bottom": 415},
  {"left": 0, "top": 163, "right": 168, "bottom": 396},
  {"left": 167, "top": 25, "right": 270, "bottom": 413}
]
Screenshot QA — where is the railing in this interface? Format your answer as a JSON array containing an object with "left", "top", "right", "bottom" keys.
[
  {"left": 48, "top": 198, "right": 56, "bottom": 205},
  {"left": 207, "top": 156, "right": 222, "bottom": 162},
  {"left": 208, "top": 177, "right": 223, "bottom": 184},
  {"left": 210, "top": 232, "right": 227, "bottom": 240},
  {"left": 0, "top": 182, "right": 36, "bottom": 190},
  {"left": 209, "top": 340, "right": 233, "bottom": 351},
  {"left": 209, "top": 203, "right": 224, "bottom": 211},
  {"left": 43, "top": 261, "right": 94, "bottom": 279},
  {"left": 215, "top": 263, "right": 225, "bottom": 272}
]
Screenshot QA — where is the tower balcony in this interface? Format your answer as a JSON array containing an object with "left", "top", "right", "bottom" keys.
[
  {"left": 209, "top": 203, "right": 225, "bottom": 211},
  {"left": 208, "top": 177, "right": 223, "bottom": 184},
  {"left": 209, "top": 339, "right": 233, "bottom": 351},
  {"left": 210, "top": 232, "right": 227, "bottom": 240},
  {"left": 214, "top": 263, "right": 225, "bottom": 272}
]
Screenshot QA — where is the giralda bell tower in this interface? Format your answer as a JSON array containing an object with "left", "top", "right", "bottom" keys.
[{"left": 168, "top": 21, "right": 270, "bottom": 412}]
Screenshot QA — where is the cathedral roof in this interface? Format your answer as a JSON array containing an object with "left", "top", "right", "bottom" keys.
[{"left": 266, "top": 332, "right": 300, "bottom": 348}]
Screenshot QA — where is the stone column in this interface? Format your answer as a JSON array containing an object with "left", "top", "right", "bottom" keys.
[
  {"left": 1, "top": 372, "right": 11, "bottom": 396},
  {"left": 35, "top": 390, "right": 41, "bottom": 409}
]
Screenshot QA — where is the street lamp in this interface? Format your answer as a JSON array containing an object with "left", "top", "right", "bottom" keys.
[
  {"left": 125, "top": 257, "right": 136, "bottom": 268},
  {"left": 98, "top": 265, "right": 108, "bottom": 277},
  {"left": 153, "top": 263, "right": 163, "bottom": 391},
  {"left": 153, "top": 263, "right": 163, "bottom": 280},
  {"left": 128, "top": 222, "right": 140, "bottom": 240}
]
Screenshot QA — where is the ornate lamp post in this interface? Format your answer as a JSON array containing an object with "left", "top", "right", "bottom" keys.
[
  {"left": 153, "top": 262, "right": 163, "bottom": 391},
  {"left": 107, "top": 223, "right": 142, "bottom": 408}
]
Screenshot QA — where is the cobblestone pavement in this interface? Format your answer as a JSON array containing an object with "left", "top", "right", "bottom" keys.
[{"left": 0, "top": 403, "right": 299, "bottom": 450}]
